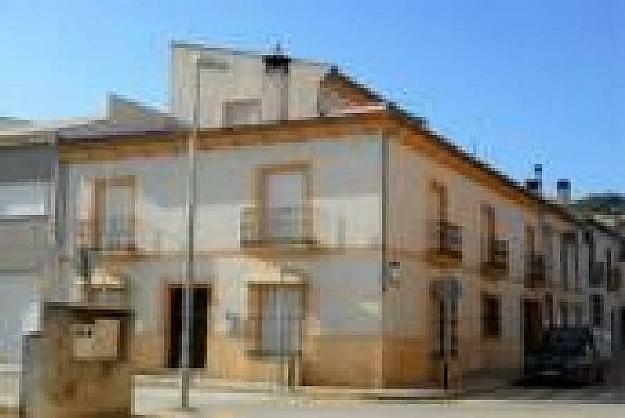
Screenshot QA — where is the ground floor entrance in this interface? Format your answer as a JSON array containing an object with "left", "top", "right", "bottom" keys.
[
  {"left": 522, "top": 299, "right": 543, "bottom": 353},
  {"left": 621, "top": 307, "right": 625, "bottom": 350},
  {"left": 167, "top": 285, "right": 210, "bottom": 369}
]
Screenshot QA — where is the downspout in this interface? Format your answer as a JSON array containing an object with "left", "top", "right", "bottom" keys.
[
  {"left": 379, "top": 130, "right": 390, "bottom": 388},
  {"left": 381, "top": 132, "right": 389, "bottom": 293}
]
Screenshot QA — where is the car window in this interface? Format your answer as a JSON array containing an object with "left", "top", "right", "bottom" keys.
[{"left": 539, "top": 329, "right": 591, "bottom": 354}]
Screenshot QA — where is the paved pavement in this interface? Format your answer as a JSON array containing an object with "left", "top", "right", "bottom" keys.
[
  {"left": 2, "top": 361, "right": 625, "bottom": 417},
  {"left": 138, "top": 400, "right": 625, "bottom": 418},
  {"left": 133, "top": 375, "right": 625, "bottom": 417}
]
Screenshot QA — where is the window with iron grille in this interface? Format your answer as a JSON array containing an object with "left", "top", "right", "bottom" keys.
[
  {"left": 248, "top": 284, "right": 304, "bottom": 355},
  {"left": 574, "top": 303, "right": 584, "bottom": 326},
  {"left": 481, "top": 294, "right": 501, "bottom": 338},
  {"left": 559, "top": 301, "right": 569, "bottom": 327},
  {"left": 591, "top": 294, "right": 604, "bottom": 328}
]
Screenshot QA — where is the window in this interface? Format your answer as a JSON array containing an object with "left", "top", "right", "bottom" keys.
[
  {"left": 0, "top": 182, "right": 49, "bottom": 217},
  {"left": 222, "top": 99, "right": 261, "bottom": 127},
  {"left": 545, "top": 293, "right": 554, "bottom": 328},
  {"left": 525, "top": 225, "right": 535, "bottom": 256},
  {"left": 249, "top": 284, "right": 304, "bottom": 355},
  {"left": 606, "top": 248, "right": 612, "bottom": 285},
  {"left": 259, "top": 164, "right": 310, "bottom": 243},
  {"left": 430, "top": 182, "right": 448, "bottom": 222},
  {"left": 94, "top": 177, "right": 136, "bottom": 250},
  {"left": 574, "top": 303, "right": 584, "bottom": 326},
  {"left": 560, "top": 233, "right": 575, "bottom": 290},
  {"left": 591, "top": 295, "right": 604, "bottom": 328},
  {"left": 542, "top": 224, "right": 553, "bottom": 270},
  {"left": 481, "top": 204, "right": 496, "bottom": 260},
  {"left": 559, "top": 302, "right": 569, "bottom": 327},
  {"left": 481, "top": 294, "right": 501, "bottom": 338},
  {"left": 587, "top": 231, "right": 595, "bottom": 278}
]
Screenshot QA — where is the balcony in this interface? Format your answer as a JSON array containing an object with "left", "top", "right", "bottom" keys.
[
  {"left": 481, "top": 239, "right": 508, "bottom": 279},
  {"left": 76, "top": 219, "right": 136, "bottom": 253},
  {"left": 608, "top": 267, "right": 622, "bottom": 292},
  {"left": 72, "top": 247, "right": 130, "bottom": 307},
  {"left": 240, "top": 206, "right": 317, "bottom": 249},
  {"left": 426, "top": 220, "right": 462, "bottom": 265},
  {"left": 589, "top": 262, "right": 605, "bottom": 288},
  {"left": 525, "top": 254, "right": 546, "bottom": 289}
]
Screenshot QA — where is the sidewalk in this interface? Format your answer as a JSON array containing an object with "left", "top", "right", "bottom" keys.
[
  {"left": 135, "top": 373, "right": 457, "bottom": 400},
  {"left": 133, "top": 376, "right": 460, "bottom": 417}
]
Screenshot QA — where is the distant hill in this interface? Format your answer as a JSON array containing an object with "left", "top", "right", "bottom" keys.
[
  {"left": 573, "top": 193, "right": 625, "bottom": 216},
  {"left": 0, "top": 117, "right": 32, "bottom": 129},
  {"left": 571, "top": 193, "right": 625, "bottom": 232}
]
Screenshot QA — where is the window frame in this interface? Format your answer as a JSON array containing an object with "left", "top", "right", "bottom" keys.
[
  {"left": 222, "top": 98, "right": 262, "bottom": 127},
  {"left": 590, "top": 294, "right": 604, "bottom": 328},
  {"left": 247, "top": 282, "right": 306, "bottom": 357},
  {"left": 481, "top": 293, "right": 502, "bottom": 339},
  {"left": 255, "top": 162, "right": 312, "bottom": 244},
  {"left": 0, "top": 181, "right": 50, "bottom": 218},
  {"left": 92, "top": 176, "right": 137, "bottom": 251}
]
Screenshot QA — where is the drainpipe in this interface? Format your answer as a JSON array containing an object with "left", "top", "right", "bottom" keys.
[
  {"left": 381, "top": 133, "right": 389, "bottom": 293},
  {"left": 379, "top": 131, "right": 390, "bottom": 389}
]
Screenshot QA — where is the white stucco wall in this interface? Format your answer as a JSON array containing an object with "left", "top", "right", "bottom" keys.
[
  {"left": 63, "top": 134, "right": 385, "bottom": 342},
  {"left": 170, "top": 45, "right": 329, "bottom": 128}
]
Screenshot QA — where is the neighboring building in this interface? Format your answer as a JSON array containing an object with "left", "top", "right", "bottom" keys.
[
  {"left": 48, "top": 43, "right": 625, "bottom": 389},
  {"left": 0, "top": 127, "right": 57, "bottom": 364},
  {"left": 572, "top": 193, "right": 625, "bottom": 234},
  {"left": 0, "top": 97, "right": 174, "bottom": 365}
]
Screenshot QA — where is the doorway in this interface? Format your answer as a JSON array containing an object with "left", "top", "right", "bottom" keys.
[
  {"left": 428, "top": 281, "right": 459, "bottom": 388},
  {"left": 522, "top": 299, "right": 543, "bottom": 353},
  {"left": 167, "top": 285, "right": 209, "bottom": 369},
  {"left": 621, "top": 308, "right": 625, "bottom": 350}
]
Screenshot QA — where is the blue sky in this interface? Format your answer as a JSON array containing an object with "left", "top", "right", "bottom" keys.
[{"left": 1, "top": 0, "right": 623, "bottom": 196}]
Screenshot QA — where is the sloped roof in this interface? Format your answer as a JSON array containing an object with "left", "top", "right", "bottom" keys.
[{"left": 321, "top": 67, "right": 622, "bottom": 238}]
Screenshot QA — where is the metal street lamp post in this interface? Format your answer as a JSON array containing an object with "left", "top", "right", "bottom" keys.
[{"left": 180, "top": 55, "right": 216, "bottom": 409}]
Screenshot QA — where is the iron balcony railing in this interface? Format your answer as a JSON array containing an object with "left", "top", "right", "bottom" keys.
[
  {"left": 73, "top": 246, "right": 130, "bottom": 307},
  {"left": 482, "top": 239, "right": 508, "bottom": 277},
  {"left": 100, "top": 226, "right": 135, "bottom": 251},
  {"left": 525, "top": 253, "right": 546, "bottom": 288},
  {"left": 240, "top": 206, "right": 317, "bottom": 248},
  {"left": 589, "top": 261, "right": 606, "bottom": 288},
  {"left": 428, "top": 219, "right": 462, "bottom": 262},
  {"left": 77, "top": 218, "right": 136, "bottom": 252},
  {"left": 608, "top": 267, "right": 622, "bottom": 292}
]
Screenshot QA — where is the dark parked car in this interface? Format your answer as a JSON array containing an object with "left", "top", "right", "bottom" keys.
[{"left": 524, "top": 327, "right": 604, "bottom": 384}]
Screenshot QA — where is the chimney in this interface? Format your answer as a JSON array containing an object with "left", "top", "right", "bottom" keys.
[
  {"left": 525, "top": 163, "right": 543, "bottom": 196},
  {"left": 556, "top": 179, "right": 571, "bottom": 205},
  {"left": 525, "top": 179, "right": 541, "bottom": 195},
  {"left": 263, "top": 43, "right": 290, "bottom": 121},
  {"left": 534, "top": 164, "right": 543, "bottom": 193}
]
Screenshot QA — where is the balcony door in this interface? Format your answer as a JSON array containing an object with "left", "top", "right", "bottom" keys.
[
  {"left": 261, "top": 165, "right": 309, "bottom": 242},
  {"left": 481, "top": 204, "right": 496, "bottom": 262},
  {"left": 93, "top": 176, "right": 136, "bottom": 250}
]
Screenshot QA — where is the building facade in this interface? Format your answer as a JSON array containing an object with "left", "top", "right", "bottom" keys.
[
  {"left": 3, "top": 44, "right": 625, "bottom": 389},
  {"left": 0, "top": 129, "right": 57, "bottom": 365}
]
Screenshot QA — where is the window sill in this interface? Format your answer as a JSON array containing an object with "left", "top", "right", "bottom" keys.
[{"left": 246, "top": 349, "right": 301, "bottom": 359}]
